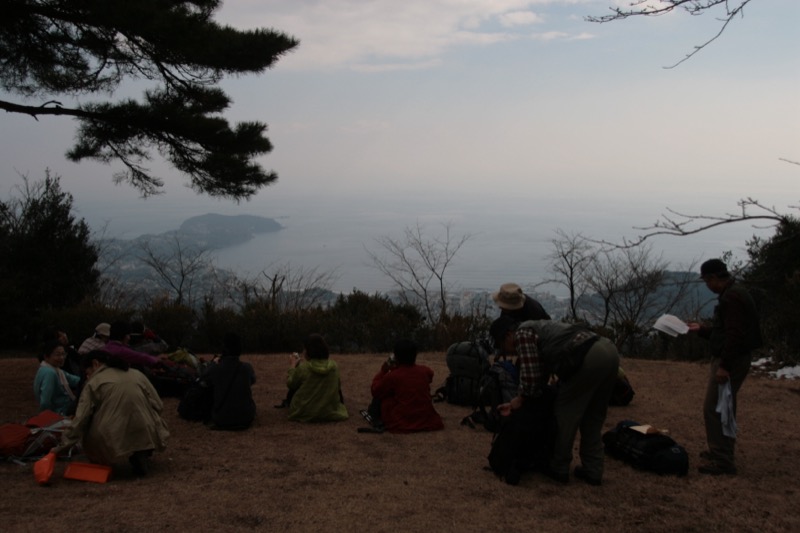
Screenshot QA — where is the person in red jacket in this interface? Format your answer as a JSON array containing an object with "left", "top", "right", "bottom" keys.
[{"left": 367, "top": 339, "right": 444, "bottom": 433}]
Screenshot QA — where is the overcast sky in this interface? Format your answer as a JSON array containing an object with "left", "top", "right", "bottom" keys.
[{"left": 1, "top": 0, "right": 797, "bottom": 252}]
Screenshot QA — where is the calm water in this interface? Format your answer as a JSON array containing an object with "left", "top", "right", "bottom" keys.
[{"left": 209, "top": 197, "right": 756, "bottom": 297}]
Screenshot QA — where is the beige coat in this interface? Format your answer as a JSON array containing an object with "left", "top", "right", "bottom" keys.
[{"left": 61, "top": 365, "right": 169, "bottom": 464}]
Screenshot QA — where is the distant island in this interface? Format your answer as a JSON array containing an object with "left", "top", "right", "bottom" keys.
[
  {"left": 176, "top": 213, "right": 283, "bottom": 250},
  {"left": 98, "top": 214, "right": 283, "bottom": 298}
]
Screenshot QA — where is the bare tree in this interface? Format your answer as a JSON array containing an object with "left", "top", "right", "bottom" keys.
[
  {"left": 587, "top": 0, "right": 755, "bottom": 68},
  {"left": 366, "top": 222, "right": 471, "bottom": 325},
  {"left": 595, "top": 198, "right": 793, "bottom": 250},
  {"left": 584, "top": 245, "right": 697, "bottom": 352},
  {"left": 542, "top": 230, "right": 594, "bottom": 321},
  {"left": 257, "top": 263, "right": 337, "bottom": 314},
  {"left": 139, "top": 235, "right": 212, "bottom": 307},
  {"left": 217, "top": 262, "right": 337, "bottom": 313}
]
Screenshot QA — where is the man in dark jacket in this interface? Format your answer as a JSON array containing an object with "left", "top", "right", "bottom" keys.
[{"left": 689, "top": 259, "right": 762, "bottom": 475}]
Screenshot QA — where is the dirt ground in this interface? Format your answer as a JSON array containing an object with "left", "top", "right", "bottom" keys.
[{"left": 2, "top": 352, "right": 799, "bottom": 533}]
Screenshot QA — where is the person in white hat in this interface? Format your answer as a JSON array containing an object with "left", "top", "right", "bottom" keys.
[
  {"left": 78, "top": 323, "right": 112, "bottom": 355},
  {"left": 491, "top": 283, "right": 550, "bottom": 321}
]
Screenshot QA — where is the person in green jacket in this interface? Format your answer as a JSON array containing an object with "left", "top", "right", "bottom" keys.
[{"left": 286, "top": 334, "right": 349, "bottom": 422}]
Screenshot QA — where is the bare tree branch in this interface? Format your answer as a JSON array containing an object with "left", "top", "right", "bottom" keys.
[
  {"left": 586, "top": 0, "right": 754, "bottom": 68},
  {"left": 591, "top": 198, "right": 793, "bottom": 249}
]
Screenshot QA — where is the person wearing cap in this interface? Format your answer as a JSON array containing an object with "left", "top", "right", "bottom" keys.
[
  {"left": 688, "top": 258, "right": 762, "bottom": 476},
  {"left": 492, "top": 283, "right": 551, "bottom": 321},
  {"left": 78, "top": 323, "right": 111, "bottom": 355}
]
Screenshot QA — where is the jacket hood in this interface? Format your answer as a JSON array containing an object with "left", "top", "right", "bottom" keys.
[{"left": 307, "top": 358, "right": 337, "bottom": 375}]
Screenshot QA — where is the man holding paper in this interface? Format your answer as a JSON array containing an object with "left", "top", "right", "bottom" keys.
[{"left": 688, "top": 259, "right": 762, "bottom": 476}]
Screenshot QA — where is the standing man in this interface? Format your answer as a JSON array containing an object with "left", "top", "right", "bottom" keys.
[
  {"left": 689, "top": 259, "right": 762, "bottom": 476},
  {"left": 492, "top": 282, "right": 551, "bottom": 321},
  {"left": 491, "top": 316, "right": 619, "bottom": 486}
]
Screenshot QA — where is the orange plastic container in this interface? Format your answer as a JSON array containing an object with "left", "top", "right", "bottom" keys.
[
  {"left": 63, "top": 462, "right": 112, "bottom": 483},
  {"left": 33, "top": 451, "right": 56, "bottom": 485}
]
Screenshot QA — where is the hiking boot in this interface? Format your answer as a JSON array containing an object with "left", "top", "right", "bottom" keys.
[
  {"left": 698, "top": 461, "right": 737, "bottom": 476},
  {"left": 699, "top": 450, "right": 714, "bottom": 461},
  {"left": 573, "top": 466, "right": 602, "bottom": 486}
]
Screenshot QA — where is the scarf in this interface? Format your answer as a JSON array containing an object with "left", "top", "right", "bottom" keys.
[{"left": 40, "top": 360, "right": 76, "bottom": 402}]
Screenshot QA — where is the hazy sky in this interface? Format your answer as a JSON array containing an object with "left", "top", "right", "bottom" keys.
[{"left": 1, "top": 1, "right": 798, "bottom": 263}]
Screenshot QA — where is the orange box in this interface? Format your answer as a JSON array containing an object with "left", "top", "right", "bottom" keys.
[{"left": 63, "top": 462, "right": 112, "bottom": 483}]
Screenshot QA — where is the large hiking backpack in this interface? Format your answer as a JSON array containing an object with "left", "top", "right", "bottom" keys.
[
  {"left": 441, "top": 341, "right": 491, "bottom": 406},
  {"left": 603, "top": 420, "right": 689, "bottom": 476},
  {"left": 486, "top": 385, "right": 557, "bottom": 484},
  {"left": 0, "top": 410, "right": 69, "bottom": 461},
  {"left": 463, "top": 358, "right": 519, "bottom": 432}
]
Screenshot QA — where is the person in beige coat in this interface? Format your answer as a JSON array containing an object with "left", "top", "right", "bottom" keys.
[{"left": 57, "top": 350, "right": 170, "bottom": 476}]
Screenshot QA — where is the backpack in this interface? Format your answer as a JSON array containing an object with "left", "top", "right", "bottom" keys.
[
  {"left": 602, "top": 420, "right": 689, "bottom": 476},
  {"left": 0, "top": 410, "right": 68, "bottom": 460},
  {"left": 177, "top": 380, "right": 214, "bottom": 422},
  {"left": 486, "top": 385, "right": 557, "bottom": 484},
  {"left": 440, "top": 341, "right": 491, "bottom": 406},
  {"left": 463, "top": 358, "right": 519, "bottom": 432}
]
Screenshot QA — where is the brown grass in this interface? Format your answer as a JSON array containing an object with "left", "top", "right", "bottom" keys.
[{"left": 1, "top": 353, "right": 799, "bottom": 533}]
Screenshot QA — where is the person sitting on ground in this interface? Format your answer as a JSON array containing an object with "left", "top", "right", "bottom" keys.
[
  {"left": 42, "top": 328, "right": 83, "bottom": 377},
  {"left": 103, "top": 321, "right": 163, "bottom": 369},
  {"left": 55, "top": 350, "right": 170, "bottom": 477},
  {"left": 366, "top": 339, "right": 444, "bottom": 433},
  {"left": 201, "top": 332, "right": 256, "bottom": 430},
  {"left": 492, "top": 283, "right": 551, "bottom": 321},
  {"left": 286, "top": 334, "right": 349, "bottom": 422},
  {"left": 33, "top": 340, "right": 80, "bottom": 416},
  {"left": 78, "top": 323, "right": 111, "bottom": 355}
]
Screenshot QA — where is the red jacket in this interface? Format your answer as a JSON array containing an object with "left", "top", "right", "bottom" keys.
[{"left": 371, "top": 364, "right": 443, "bottom": 433}]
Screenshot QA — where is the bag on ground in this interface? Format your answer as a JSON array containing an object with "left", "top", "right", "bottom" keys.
[
  {"left": 487, "top": 386, "right": 556, "bottom": 482},
  {"left": 602, "top": 420, "right": 688, "bottom": 476},
  {"left": 440, "top": 341, "right": 491, "bottom": 406},
  {"left": 464, "top": 358, "right": 519, "bottom": 432}
]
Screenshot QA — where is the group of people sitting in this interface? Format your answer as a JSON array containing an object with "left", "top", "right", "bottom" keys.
[{"left": 31, "top": 282, "right": 622, "bottom": 485}]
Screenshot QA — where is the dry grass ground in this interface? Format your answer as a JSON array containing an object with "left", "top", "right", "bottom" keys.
[{"left": 1, "top": 352, "right": 799, "bottom": 533}]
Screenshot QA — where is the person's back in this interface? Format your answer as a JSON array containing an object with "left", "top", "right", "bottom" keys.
[
  {"left": 371, "top": 362, "right": 443, "bottom": 433},
  {"left": 70, "top": 362, "right": 169, "bottom": 464},
  {"left": 287, "top": 334, "right": 348, "bottom": 423},
  {"left": 288, "top": 358, "right": 348, "bottom": 422},
  {"left": 204, "top": 333, "right": 256, "bottom": 430}
]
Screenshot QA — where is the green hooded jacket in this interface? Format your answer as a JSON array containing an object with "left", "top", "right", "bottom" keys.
[{"left": 287, "top": 359, "right": 349, "bottom": 422}]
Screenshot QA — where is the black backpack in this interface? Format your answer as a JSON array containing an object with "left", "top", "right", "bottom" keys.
[
  {"left": 463, "top": 358, "right": 519, "bottom": 432},
  {"left": 440, "top": 341, "right": 491, "bottom": 406},
  {"left": 486, "top": 385, "right": 557, "bottom": 484},
  {"left": 602, "top": 420, "right": 689, "bottom": 476}
]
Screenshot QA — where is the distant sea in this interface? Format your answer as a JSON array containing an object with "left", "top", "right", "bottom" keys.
[
  {"left": 83, "top": 189, "right": 766, "bottom": 298},
  {"left": 206, "top": 196, "right": 759, "bottom": 298}
]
